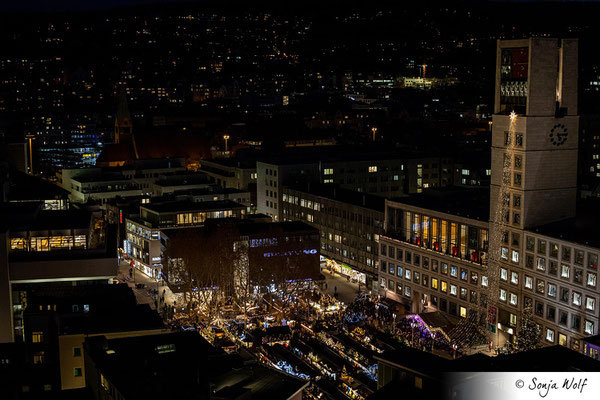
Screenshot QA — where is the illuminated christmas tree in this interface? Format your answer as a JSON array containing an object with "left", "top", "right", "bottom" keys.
[{"left": 515, "top": 306, "right": 541, "bottom": 352}]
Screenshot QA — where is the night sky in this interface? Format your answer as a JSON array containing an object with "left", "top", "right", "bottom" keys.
[{"left": 3, "top": 0, "right": 599, "bottom": 12}]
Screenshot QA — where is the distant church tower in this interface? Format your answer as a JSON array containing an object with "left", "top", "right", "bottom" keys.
[{"left": 115, "top": 87, "right": 133, "bottom": 144}]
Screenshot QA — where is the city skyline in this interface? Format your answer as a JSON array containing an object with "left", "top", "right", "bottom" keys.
[{"left": 1, "top": 2, "right": 600, "bottom": 400}]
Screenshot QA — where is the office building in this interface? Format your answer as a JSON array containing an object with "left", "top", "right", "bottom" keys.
[
  {"left": 380, "top": 38, "right": 600, "bottom": 350},
  {"left": 281, "top": 184, "right": 385, "bottom": 291}
]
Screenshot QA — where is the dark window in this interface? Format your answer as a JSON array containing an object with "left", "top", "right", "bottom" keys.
[
  {"left": 449, "top": 302, "right": 457, "bottom": 316},
  {"left": 535, "top": 301, "right": 544, "bottom": 317},
  {"left": 560, "top": 287, "right": 569, "bottom": 303},
  {"left": 440, "top": 298, "right": 448, "bottom": 312},
  {"left": 572, "top": 315, "right": 581, "bottom": 331},
  {"left": 546, "top": 306, "right": 556, "bottom": 321},
  {"left": 559, "top": 310, "right": 568, "bottom": 326}
]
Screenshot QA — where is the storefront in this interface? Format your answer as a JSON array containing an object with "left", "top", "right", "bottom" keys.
[{"left": 323, "top": 257, "right": 367, "bottom": 285}]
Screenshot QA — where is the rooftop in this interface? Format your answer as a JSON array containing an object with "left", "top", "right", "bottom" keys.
[
  {"left": 23, "top": 284, "right": 164, "bottom": 336},
  {"left": 85, "top": 332, "right": 307, "bottom": 400},
  {"left": 202, "top": 157, "right": 257, "bottom": 169},
  {"left": 141, "top": 199, "right": 246, "bottom": 214},
  {"left": 284, "top": 183, "right": 385, "bottom": 212},
  {"left": 7, "top": 169, "right": 69, "bottom": 201},
  {"left": 377, "top": 344, "right": 600, "bottom": 376},
  {"left": 529, "top": 198, "right": 600, "bottom": 248},
  {"left": 389, "top": 187, "right": 490, "bottom": 222},
  {"left": 255, "top": 145, "right": 442, "bottom": 166},
  {"left": 1, "top": 203, "right": 91, "bottom": 231}
]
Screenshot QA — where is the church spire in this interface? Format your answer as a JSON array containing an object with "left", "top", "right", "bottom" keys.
[{"left": 114, "top": 86, "right": 133, "bottom": 144}]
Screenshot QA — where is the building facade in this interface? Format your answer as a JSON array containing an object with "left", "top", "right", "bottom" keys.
[
  {"left": 281, "top": 184, "right": 384, "bottom": 291},
  {"left": 379, "top": 38, "right": 600, "bottom": 350},
  {"left": 124, "top": 200, "right": 246, "bottom": 277}
]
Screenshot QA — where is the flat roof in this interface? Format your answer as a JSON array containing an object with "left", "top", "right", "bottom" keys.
[
  {"left": 23, "top": 284, "right": 164, "bottom": 335},
  {"left": 72, "top": 173, "right": 130, "bottom": 183},
  {"left": 389, "top": 187, "right": 490, "bottom": 222},
  {"left": 528, "top": 198, "right": 600, "bottom": 248},
  {"left": 377, "top": 344, "right": 600, "bottom": 376},
  {"left": 85, "top": 332, "right": 307, "bottom": 400},
  {"left": 255, "top": 145, "right": 444, "bottom": 166},
  {"left": 141, "top": 199, "right": 246, "bottom": 214},
  {"left": 202, "top": 158, "right": 257, "bottom": 169},
  {"left": 7, "top": 170, "right": 69, "bottom": 201},
  {"left": 284, "top": 183, "right": 385, "bottom": 212},
  {"left": 2, "top": 205, "right": 91, "bottom": 232}
]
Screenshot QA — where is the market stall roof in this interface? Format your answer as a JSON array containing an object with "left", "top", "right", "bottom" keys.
[{"left": 417, "top": 311, "right": 461, "bottom": 334}]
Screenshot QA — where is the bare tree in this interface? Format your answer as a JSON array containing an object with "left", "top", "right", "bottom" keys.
[
  {"left": 249, "top": 230, "right": 320, "bottom": 318},
  {"left": 163, "top": 222, "right": 241, "bottom": 324}
]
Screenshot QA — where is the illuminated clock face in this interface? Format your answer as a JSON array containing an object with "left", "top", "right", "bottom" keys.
[{"left": 549, "top": 124, "right": 568, "bottom": 146}]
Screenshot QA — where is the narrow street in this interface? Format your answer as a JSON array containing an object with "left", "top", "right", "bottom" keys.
[
  {"left": 321, "top": 269, "right": 361, "bottom": 304},
  {"left": 116, "top": 258, "right": 178, "bottom": 312}
]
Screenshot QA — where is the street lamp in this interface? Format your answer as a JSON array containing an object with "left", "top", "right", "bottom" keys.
[
  {"left": 371, "top": 127, "right": 377, "bottom": 142},
  {"left": 392, "top": 313, "right": 397, "bottom": 332},
  {"left": 223, "top": 134, "right": 230, "bottom": 152}
]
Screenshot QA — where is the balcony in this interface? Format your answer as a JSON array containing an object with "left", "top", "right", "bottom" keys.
[{"left": 383, "top": 229, "right": 488, "bottom": 267}]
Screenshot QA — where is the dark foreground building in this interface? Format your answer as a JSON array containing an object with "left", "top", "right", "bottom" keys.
[
  {"left": 84, "top": 331, "right": 308, "bottom": 400},
  {"left": 371, "top": 344, "right": 600, "bottom": 400}
]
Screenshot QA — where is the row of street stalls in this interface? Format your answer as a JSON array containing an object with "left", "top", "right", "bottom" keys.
[{"left": 398, "top": 312, "right": 489, "bottom": 357}]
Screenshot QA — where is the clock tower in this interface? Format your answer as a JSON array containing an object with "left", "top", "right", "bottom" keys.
[{"left": 490, "top": 38, "right": 579, "bottom": 229}]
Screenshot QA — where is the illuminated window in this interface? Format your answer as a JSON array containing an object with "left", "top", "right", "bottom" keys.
[
  {"left": 450, "top": 285, "right": 457, "bottom": 296},
  {"left": 481, "top": 276, "right": 488, "bottom": 287},
  {"left": 10, "top": 238, "right": 27, "bottom": 251},
  {"left": 511, "top": 272, "right": 519, "bottom": 285},
  {"left": 431, "top": 278, "right": 438, "bottom": 290},
  {"left": 324, "top": 168, "right": 333, "bottom": 175},
  {"left": 368, "top": 166, "right": 377, "bottom": 173},
  {"left": 546, "top": 328, "right": 555, "bottom": 343},
  {"left": 32, "top": 332, "right": 43, "bottom": 343},
  {"left": 74, "top": 368, "right": 82, "bottom": 377},
  {"left": 100, "top": 374, "right": 109, "bottom": 390},
  {"left": 459, "top": 306, "right": 467, "bottom": 318},
  {"left": 585, "top": 320, "right": 595, "bottom": 335},
  {"left": 586, "top": 297, "right": 596, "bottom": 311},
  {"left": 573, "top": 292, "right": 582, "bottom": 307},
  {"left": 511, "top": 250, "right": 519, "bottom": 263},
  {"left": 441, "top": 281, "right": 448, "bottom": 293},
  {"left": 588, "top": 273, "right": 597, "bottom": 287},
  {"left": 509, "top": 293, "right": 518, "bottom": 306},
  {"left": 561, "top": 265, "right": 570, "bottom": 279},
  {"left": 415, "top": 376, "right": 422, "bottom": 389},
  {"left": 499, "top": 289, "right": 507, "bottom": 301},
  {"left": 500, "top": 268, "right": 508, "bottom": 281},
  {"left": 33, "top": 352, "right": 45, "bottom": 364}
]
